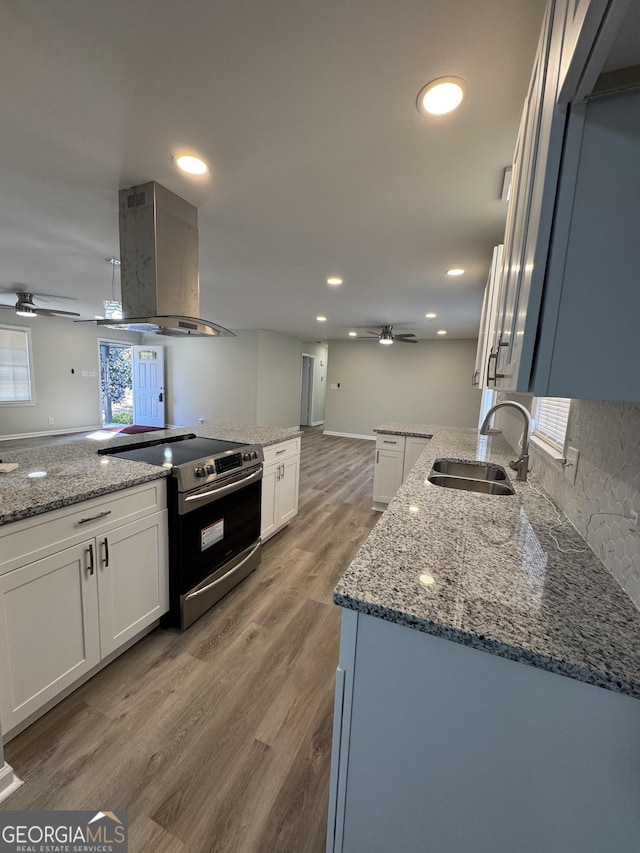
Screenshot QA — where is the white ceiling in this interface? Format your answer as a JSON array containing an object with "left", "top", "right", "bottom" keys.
[{"left": 0, "top": 0, "right": 546, "bottom": 342}]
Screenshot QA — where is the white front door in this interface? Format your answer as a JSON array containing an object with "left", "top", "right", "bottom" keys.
[{"left": 132, "top": 345, "right": 165, "bottom": 427}]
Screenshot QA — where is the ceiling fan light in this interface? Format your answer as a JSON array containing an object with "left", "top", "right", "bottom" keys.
[
  {"left": 16, "top": 307, "right": 36, "bottom": 317},
  {"left": 379, "top": 333, "right": 394, "bottom": 345}
]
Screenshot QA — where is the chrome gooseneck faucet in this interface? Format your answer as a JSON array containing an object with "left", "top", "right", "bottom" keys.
[{"left": 479, "top": 401, "right": 532, "bottom": 482}]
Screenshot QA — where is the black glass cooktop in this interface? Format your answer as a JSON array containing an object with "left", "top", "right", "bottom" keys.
[{"left": 100, "top": 434, "right": 247, "bottom": 468}]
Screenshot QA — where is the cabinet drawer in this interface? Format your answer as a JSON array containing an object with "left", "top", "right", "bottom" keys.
[
  {"left": 0, "top": 480, "right": 167, "bottom": 574},
  {"left": 375, "top": 434, "right": 405, "bottom": 452},
  {"left": 263, "top": 437, "right": 301, "bottom": 466}
]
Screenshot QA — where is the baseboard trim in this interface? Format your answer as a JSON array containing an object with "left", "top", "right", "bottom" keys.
[
  {"left": 310, "top": 420, "right": 325, "bottom": 427},
  {"left": 0, "top": 762, "right": 23, "bottom": 804},
  {"left": 0, "top": 426, "right": 101, "bottom": 442},
  {"left": 322, "top": 431, "right": 376, "bottom": 441}
]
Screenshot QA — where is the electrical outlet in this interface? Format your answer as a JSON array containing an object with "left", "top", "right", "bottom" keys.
[
  {"left": 563, "top": 446, "right": 579, "bottom": 485},
  {"left": 198, "top": 417, "right": 205, "bottom": 424},
  {"left": 48, "top": 417, "right": 54, "bottom": 425}
]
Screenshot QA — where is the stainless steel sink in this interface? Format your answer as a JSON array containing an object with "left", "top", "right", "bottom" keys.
[
  {"left": 427, "top": 473, "right": 515, "bottom": 496},
  {"left": 431, "top": 458, "right": 507, "bottom": 481}
]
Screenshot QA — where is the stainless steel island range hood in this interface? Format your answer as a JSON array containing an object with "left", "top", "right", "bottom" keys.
[{"left": 97, "top": 181, "right": 233, "bottom": 338}]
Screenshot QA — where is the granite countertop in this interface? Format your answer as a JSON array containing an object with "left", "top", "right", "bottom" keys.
[
  {"left": 335, "top": 424, "right": 640, "bottom": 699},
  {"left": 0, "top": 422, "right": 301, "bottom": 526},
  {"left": 374, "top": 422, "right": 434, "bottom": 439}
]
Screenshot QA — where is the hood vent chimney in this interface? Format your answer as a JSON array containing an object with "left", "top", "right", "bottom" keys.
[{"left": 96, "top": 181, "right": 233, "bottom": 338}]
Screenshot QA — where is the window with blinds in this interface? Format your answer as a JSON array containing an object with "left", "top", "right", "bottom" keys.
[
  {"left": 0, "top": 324, "right": 34, "bottom": 403},
  {"left": 533, "top": 397, "right": 571, "bottom": 451}
]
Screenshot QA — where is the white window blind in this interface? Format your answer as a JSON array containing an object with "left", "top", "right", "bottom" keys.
[
  {"left": 533, "top": 397, "right": 571, "bottom": 451},
  {"left": 0, "top": 325, "right": 34, "bottom": 403}
]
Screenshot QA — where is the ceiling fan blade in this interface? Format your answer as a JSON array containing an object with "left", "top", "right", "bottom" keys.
[
  {"left": 364, "top": 330, "right": 382, "bottom": 336},
  {"left": 395, "top": 333, "right": 416, "bottom": 338},
  {"left": 35, "top": 308, "right": 81, "bottom": 317},
  {"left": 0, "top": 303, "right": 16, "bottom": 309},
  {"left": 396, "top": 337, "right": 418, "bottom": 343}
]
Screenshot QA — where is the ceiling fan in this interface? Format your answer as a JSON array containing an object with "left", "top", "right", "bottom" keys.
[
  {"left": 0, "top": 291, "right": 80, "bottom": 318},
  {"left": 363, "top": 324, "right": 417, "bottom": 345}
]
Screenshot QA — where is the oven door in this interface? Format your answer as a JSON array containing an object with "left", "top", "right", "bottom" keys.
[
  {"left": 168, "top": 465, "right": 262, "bottom": 629},
  {"left": 172, "top": 465, "right": 262, "bottom": 592}
]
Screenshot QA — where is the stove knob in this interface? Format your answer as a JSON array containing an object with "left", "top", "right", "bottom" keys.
[
  {"left": 195, "top": 466, "right": 207, "bottom": 477},
  {"left": 243, "top": 452, "right": 251, "bottom": 461},
  {"left": 252, "top": 451, "right": 259, "bottom": 460},
  {"left": 206, "top": 464, "right": 215, "bottom": 474}
]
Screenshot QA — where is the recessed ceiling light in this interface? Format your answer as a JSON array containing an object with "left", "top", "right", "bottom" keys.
[
  {"left": 424, "top": 312, "right": 437, "bottom": 319},
  {"left": 316, "top": 315, "right": 327, "bottom": 322},
  {"left": 174, "top": 154, "right": 209, "bottom": 175},
  {"left": 437, "top": 329, "right": 447, "bottom": 335},
  {"left": 348, "top": 331, "right": 358, "bottom": 337},
  {"left": 327, "top": 276, "right": 343, "bottom": 286},
  {"left": 446, "top": 268, "right": 464, "bottom": 277},
  {"left": 417, "top": 77, "right": 465, "bottom": 116}
]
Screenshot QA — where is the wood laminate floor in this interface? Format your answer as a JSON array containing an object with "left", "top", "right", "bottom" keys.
[{"left": 1, "top": 427, "right": 379, "bottom": 853}]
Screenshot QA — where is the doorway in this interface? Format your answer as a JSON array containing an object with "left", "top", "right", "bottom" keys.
[
  {"left": 300, "top": 354, "right": 315, "bottom": 427},
  {"left": 99, "top": 341, "right": 166, "bottom": 428}
]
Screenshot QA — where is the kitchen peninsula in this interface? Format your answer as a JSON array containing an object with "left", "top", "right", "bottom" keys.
[
  {"left": 0, "top": 422, "right": 301, "bottom": 740},
  {"left": 328, "top": 425, "right": 640, "bottom": 853}
]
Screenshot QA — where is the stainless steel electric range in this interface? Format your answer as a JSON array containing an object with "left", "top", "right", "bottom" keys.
[{"left": 101, "top": 433, "right": 264, "bottom": 630}]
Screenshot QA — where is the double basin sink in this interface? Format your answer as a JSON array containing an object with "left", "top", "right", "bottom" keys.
[{"left": 427, "top": 458, "right": 515, "bottom": 496}]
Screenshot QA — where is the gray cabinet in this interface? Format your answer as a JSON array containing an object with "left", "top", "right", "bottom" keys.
[{"left": 327, "top": 609, "right": 640, "bottom": 853}]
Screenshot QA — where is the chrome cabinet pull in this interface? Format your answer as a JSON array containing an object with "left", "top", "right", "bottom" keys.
[
  {"left": 78, "top": 510, "right": 112, "bottom": 525},
  {"left": 376, "top": 450, "right": 380, "bottom": 464},
  {"left": 87, "top": 543, "right": 95, "bottom": 576},
  {"left": 382, "top": 439, "right": 396, "bottom": 444},
  {"left": 103, "top": 537, "right": 110, "bottom": 568},
  {"left": 275, "top": 448, "right": 286, "bottom": 455},
  {"left": 280, "top": 463, "right": 285, "bottom": 479},
  {"left": 487, "top": 351, "right": 498, "bottom": 385}
]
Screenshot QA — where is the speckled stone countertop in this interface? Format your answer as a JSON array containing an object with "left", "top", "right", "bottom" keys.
[
  {"left": 374, "top": 422, "right": 434, "bottom": 438},
  {"left": 335, "top": 424, "right": 640, "bottom": 699},
  {"left": 0, "top": 422, "right": 301, "bottom": 525}
]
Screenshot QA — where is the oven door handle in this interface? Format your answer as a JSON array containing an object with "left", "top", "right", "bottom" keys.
[
  {"left": 184, "top": 541, "right": 261, "bottom": 601},
  {"left": 181, "top": 466, "right": 263, "bottom": 510}
]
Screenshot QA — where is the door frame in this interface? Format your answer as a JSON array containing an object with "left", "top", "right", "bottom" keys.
[
  {"left": 300, "top": 353, "right": 315, "bottom": 427},
  {"left": 98, "top": 338, "right": 134, "bottom": 427}
]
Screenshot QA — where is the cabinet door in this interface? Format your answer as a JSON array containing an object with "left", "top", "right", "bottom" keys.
[
  {"left": 0, "top": 543, "right": 100, "bottom": 732},
  {"left": 277, "top": 455, "right": 300, "bottom": 527},
  {"left": 372, "top": 449, "right": 404, "bottom": 507},
  {"left": 97, "top": 511, "right": 168, "bottom": 658},
  {"left": 474, "top": 244, "right": 504, "bottom": 388},
  {"left": 495, "top": 0, "right": 567, "bottom": 391},
  {"left": 402, "top": 438, "right": 430, "bottom": 482},
  {"left": 260, "top": 463, "right": 279, "bottom": 541}
]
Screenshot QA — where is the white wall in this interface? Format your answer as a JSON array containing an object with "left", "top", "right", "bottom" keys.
[
  {"left": 160, "top": 331, "right": 259, "bottom": 426},
  {"left": 162, "top": 329, "right": 305, "bottom": 428},
  {"left": 324, "top": 339, "right": 481, "bottom": 436},
  {"left": 256, "top": 331, "right": 304, "bottom": 428},
  {"left": 0, "top": 316, "right": 141, "bottom": 438},
  {"left": 302, "top": 341, "right": 329, "bottom": 424}
]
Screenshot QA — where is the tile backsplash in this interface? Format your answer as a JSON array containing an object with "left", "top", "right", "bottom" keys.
[{"left": 496, "top": 396, "right": 640, "bottom": 610}]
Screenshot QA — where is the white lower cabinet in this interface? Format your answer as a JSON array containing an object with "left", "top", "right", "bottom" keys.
[
  {"left": 372, "top": 450, "right": 403, "bottom": 509},
  {"left": 96, "top": 511, "right": 169, "bottom": 658},
  {"left": 0, "top": 543, "right": 100, "bottom": 732},
  {"left": 402, "top": 436, "right": 430, "bottom": 481},
  {"left": 0, "top": 481, "right": 168, "bottom": 737},
  {"left": 260, "top": 438, "right": 301, "bottom": 541},
  {"left": 327, "top": 610, "right": 640, "bottom": 853},
  {"left": 373, "top": 433, "right": 431, "bottom": 509}
]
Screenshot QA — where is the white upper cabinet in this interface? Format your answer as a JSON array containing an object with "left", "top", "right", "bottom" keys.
[
  {"left": 473, "top": 244, "right": 503, "bottom": 389},
  {"left": 493, "top": 0, "right": 568, "bottom": 393},
  {"left": 492, "top": 0, "right": 640, "bottom": 401}
]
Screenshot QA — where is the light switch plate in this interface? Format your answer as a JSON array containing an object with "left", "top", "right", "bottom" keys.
[{"left": 563, "top": 446, "right": 579, "bottom": 485}]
